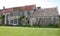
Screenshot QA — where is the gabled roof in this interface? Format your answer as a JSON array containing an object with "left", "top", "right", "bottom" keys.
[
  {"left": 0, "top": 4, "right": 36, "bottom": 14},
  {"left": 13, "top": 5, "right": 35, "bottom": 11},
  {"left": 33, "top": 7, "right": 59, "bottom": 17}
]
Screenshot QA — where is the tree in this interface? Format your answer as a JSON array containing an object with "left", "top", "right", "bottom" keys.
[
  {"left": 1, "top": 15, "right": 5, "bottom": 25},
  {"left": 19, "top": 15, "right": 25, "bottom": 25},
  {"left": 59, "top": 15, "right": 60, "bottom": 18},
  {"left": 58, "top": 15, "right": 60, "bottom": 27}
]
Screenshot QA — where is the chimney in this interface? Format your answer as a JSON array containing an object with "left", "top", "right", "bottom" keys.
[
  {"left": 3, "top": 6, "right": 5, "bottom": 10},
  {"left": 37, "top": 7, "right": 41, "bottom": 12},
  {"left": 37, "top": 7, "right": 41, "bottom": 9}
]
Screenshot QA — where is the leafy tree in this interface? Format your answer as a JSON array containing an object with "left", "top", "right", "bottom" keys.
[
  {"left": 19, "top": 16, "right": 25, "bottom": 20},
  {"left": 58, "top": 15, "right": 60, "bottom": 27},
  {"left": 58, "top": 18, "right": 60, "bottom": 27},
  {"left": 1, "top": 15, "right": 5, "bottom": 25},
  {"left": 19, "top": 15, "right": 25, "bottom": 25},
  {"left": 59, "top": 15, "right": 60, "bottom": 18}
]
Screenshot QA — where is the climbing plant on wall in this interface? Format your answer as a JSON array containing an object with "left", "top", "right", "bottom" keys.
[
  {"left": 1, "top": 15, "right": 5, "bottom": 25},
  {"left": 58, "top": 15, "right": 60, "bottom": 27},
  {"left": 19, "top": 15, "right": 25, "bottom": 25}
]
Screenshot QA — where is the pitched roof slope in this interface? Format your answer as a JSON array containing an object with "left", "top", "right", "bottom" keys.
[
  {"left": 0, "top": 4, "right": 36, "bottom": 14},
  {"left": 21, "top": 5, "right": 35, "bottom": 11},
  {"left": 2, "top": 8, "right": 13, "bottom": 13},
  {"left": 13, "top": 5, "right": 35, "bottom": 11},
  {"left": 34, "top": 7, "right": 59, "bottom": 17}
]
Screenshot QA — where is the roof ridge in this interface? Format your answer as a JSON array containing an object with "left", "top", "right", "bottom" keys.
[{"left": 5, "top": 4, "right": 36, "bottom": 9}]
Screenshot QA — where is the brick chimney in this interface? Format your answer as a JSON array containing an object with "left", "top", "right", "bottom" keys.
[
  {"left": 37, "top": 7, "right": 41, "bottom": 9},
  {"left": 37, "top": 7, "right": 41, "bottom": 12},
  {"left": 3, "top": 6, "right": 5, "bottom": 10}
]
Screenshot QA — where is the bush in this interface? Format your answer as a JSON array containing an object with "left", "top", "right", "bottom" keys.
[
  {"left": 48, "top": 24, "right": 58, "bottom": 28},
  {"left": 1, "top": 15, "right": 5, "bottom": 25},
  {"left": 58, "top": 18, "right": 60, "bottom": 27},
  {"left": 19, "top": 16, "right": 25, "bottom": 25}
]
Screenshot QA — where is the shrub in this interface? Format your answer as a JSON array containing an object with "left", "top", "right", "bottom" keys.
[
  {"left": 48, "top": 24, "right": 58, "bottom": 28},
  {"left": 1, "top": 15, "right": 5, "bottom": 25},
  {"left": 19, "top": 16, "right": 25, "bottom": 25}
]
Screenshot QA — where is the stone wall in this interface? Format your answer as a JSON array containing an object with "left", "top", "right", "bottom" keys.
[{"left": 34, "top": 16, "right": 58, "bottom": 26}]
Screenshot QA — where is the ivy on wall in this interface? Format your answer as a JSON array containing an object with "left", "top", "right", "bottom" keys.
[
  {"left": 19, "top": 15, "right": 25, "bottom": 25},
  {"left": 1, "top": 15, "right": 5, "bottom": 25}
]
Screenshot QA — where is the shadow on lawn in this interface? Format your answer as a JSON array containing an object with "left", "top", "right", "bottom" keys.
[{"left": 0, "top": 25, "right": 59, "bottom": 28}]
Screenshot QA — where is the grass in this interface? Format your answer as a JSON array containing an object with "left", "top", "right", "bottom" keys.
[{"left": 0, "top": 26, "right": 60, "bottom": 36}]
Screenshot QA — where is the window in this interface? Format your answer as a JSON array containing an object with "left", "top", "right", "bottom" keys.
[
  {"left": 18, "top": 11, "right": 24, "bottom": 16},
  {"left": 52, "top": 17, "right": 56, "bottom": 24},
  {"left": 6, "top": 14, "right": 9, "bottom": 21},
  {"left": 27, "top": 11, "right": 30, "bottom": 15},
  {"left": 53, "top": 18, "right": 56, "bottom": 23},
  {"left": 21, "top": 11, "right": 24, "bottom": 16},
  {"left": 52, "top": 17, "right": 54, "bottom": 21},
  {"left": 27, "top": 11, "right": 31, "bottom": 17},
  {"left": 10, "top": 12, "right": 13, "bottom": 16},
  {"left": 18, "top": 11, "right": 20, "bottom": 16},
  {"left": 14, "top": 19, "right": 17, "bottom": 24},
  {"left": 10, "top": 20, "right": 13, "bottom": 24},
  {"left": 13, "top": 11, "right": 17, "bottom": 16}
]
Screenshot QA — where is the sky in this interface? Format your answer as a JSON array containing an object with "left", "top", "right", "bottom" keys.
[{"left": 0, "top": 0, "right": 60, "bottom": 14}]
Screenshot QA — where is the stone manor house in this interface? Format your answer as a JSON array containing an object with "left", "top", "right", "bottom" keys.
[{"left": 0, "top": 4, "right": 59, "bottom": 26}]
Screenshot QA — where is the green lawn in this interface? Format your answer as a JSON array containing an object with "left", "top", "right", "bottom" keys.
[{"left": 0, "top": 26, "right": 60, "bottom": 36}]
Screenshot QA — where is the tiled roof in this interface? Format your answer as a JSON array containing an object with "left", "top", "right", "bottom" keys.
[
  {"left": 21, "top": 5, "right": 35, "bottom": 11},
  {"left": 0, "top": 4, "right": 35, "bottom": 14},
  {"left": 2, "top": 8, "right": 13, "bottom": 13},
  {"left": 33, "top": 7, "right": 59, "bottom": 17}
]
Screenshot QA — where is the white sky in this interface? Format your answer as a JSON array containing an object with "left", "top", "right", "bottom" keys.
[{"left": 0, "top": 0, "right": 60, "bottom": 14}]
